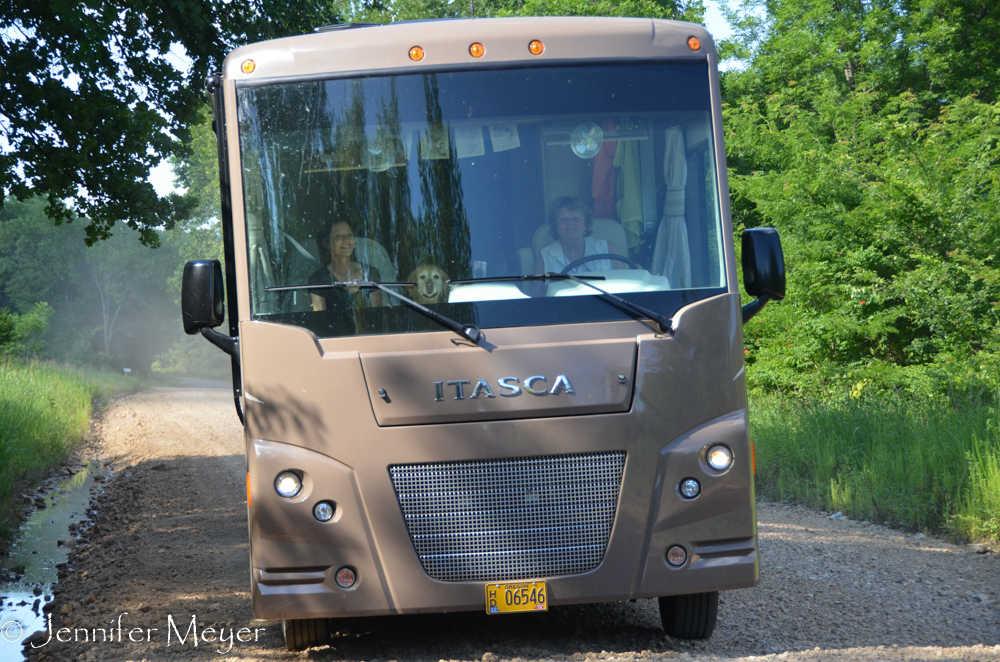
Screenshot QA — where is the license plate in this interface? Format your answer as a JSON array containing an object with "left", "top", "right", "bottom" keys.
[{"left": 485, "top": 581, "right": 548, "bottom": 614}]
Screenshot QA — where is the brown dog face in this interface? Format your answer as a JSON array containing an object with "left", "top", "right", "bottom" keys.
[{"left": 407, "top": 265, "right": 449, "bottom": 304}]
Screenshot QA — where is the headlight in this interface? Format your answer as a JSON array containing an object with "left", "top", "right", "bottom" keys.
[
  {"left": 706, "top": 445, "right": 734, "bottom": 471},
  {"left": 679, "top": 478, "right": 701, "bottom": 499},
  {"left": 313, "top": 501, "right": 335, "bottom": 521},
  {"left": 274, "top": 471, "right": 302, "bottom": 498}
]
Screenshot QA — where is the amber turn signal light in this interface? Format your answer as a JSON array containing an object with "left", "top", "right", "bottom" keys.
[
  {"left": 687, "top": 36, "right": 701, "bottom": 51},
  {"left": 409, "top": 46, "right": 424, "bottom": 61},
  {"left": 240, "top": 59, "right": 256, "bottom": 74},
  {"left": 528, "top": 40, "right": 544, "bottom": 55},
  {"left": 470, "top": 42, "right": 485, "bottom": 58}
]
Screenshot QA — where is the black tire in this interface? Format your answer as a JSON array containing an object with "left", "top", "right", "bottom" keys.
[
  {"left": 658, "top": 591, "right": 719, "bottom": 640},
  {"left": 282, "top": 618, "right": 330, "bottom": 651}
]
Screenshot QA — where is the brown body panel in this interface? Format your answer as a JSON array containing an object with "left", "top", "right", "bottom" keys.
[
  {"left": 220, "top": 17, "right": 755, "bottom": 621},
  {"left": 242, "top": 294, "right": 756, "bottom": 619}
]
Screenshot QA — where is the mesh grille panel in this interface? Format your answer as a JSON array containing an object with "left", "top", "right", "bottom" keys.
[{"left": 389, "top": 451, "right": 626, "bottom": 582}]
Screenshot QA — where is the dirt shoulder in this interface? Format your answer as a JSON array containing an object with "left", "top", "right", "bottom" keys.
[{"left": 24, "top": 389, "right": 1000, "bottom": 662}]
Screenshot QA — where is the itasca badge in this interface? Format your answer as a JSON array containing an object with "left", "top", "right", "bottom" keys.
[{"left": 433, "top": 375, "right": 575, "bottom": 401}]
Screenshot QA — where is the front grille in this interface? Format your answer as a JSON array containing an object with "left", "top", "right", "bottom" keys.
[{"left": 389, "top": 451, "right": 626, "bottom": 582}]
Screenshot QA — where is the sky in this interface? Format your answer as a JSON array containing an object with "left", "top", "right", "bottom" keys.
[{"left": 146, "top": 1, "right": 735, "bottom": 197}]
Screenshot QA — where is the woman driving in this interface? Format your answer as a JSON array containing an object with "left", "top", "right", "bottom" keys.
[
  {"left": 309, "top": 221, "right": 382, "bottom": 311},
  {"left": 535, "top": 197, "right": 624, "bottom": 274}
]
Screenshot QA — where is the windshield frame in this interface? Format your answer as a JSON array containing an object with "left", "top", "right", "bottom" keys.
[{"left": 233, "top": 60, "right": 731, "bottom": 339}]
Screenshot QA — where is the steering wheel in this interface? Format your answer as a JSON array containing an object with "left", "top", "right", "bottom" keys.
[{"left": 561, "top": 253, "right": 642, "bottom": 274}]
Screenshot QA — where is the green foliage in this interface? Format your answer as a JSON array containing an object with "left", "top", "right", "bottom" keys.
[
  {"left": 723, "top": 0, "right": 1000, "bottom": 398},
  {"left": 751, "top": 392, "right": 1000, "bottom": 542},
  {"left": 0, "top": 1, "right": 344, "bottom": 246},
  {"left": 333, "top": 0, "right": 704, "bottom": 22},
  {"left": 0, "top": 198, "right": 195, "bottom": 373},
  {"left": 0, "top": 303, "right": 54, "bottom": 358}
]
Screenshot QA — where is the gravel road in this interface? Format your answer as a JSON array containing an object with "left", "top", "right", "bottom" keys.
[{"left": 22, "top": 388, "right": 1000, "bottom": 662}]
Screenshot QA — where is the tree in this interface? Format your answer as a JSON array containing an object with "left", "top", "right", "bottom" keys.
[
  {"left": 0, "top": 198, "right": 186, "bottom": 371},
  {"left": 0, "top": 1, "right": 343, "bottom": 246},
  {"left": 719, "top": 0, "right": 1000, "bottom": 396},
  {"left": 331, "top": 0, "right": 704, "bottom": 23}
]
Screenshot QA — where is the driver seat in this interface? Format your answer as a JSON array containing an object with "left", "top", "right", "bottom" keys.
[{"left": 518, "top": 218, "right": 628, "bottom": 274}]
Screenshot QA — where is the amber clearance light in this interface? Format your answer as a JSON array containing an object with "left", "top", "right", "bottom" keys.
[
  {"left": 528, "top": 40, "right": 544, "bottom": 55},
  {"left": 687, "top": 36, "right": 701, "bottom": 51},
  {"left": 240, "top": 59, "right": 256, "bottom": 74},
  {"left": 470, "top": 42, "right": 485, "bottom": 58},
  {"left": 409, "top": 46, "right": 424, "bottom": 61}
]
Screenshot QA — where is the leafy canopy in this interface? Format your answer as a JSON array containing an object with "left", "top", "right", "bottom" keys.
[
  {"left": 721, "top": 0, "right": 1000, "bottom": 397},
  {"left": 0, "top": 1, "right": 343, "bottom": 246}
]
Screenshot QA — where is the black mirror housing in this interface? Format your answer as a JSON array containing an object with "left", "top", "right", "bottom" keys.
[
  {"left": 182, "top": 260, "right": 225, "bottom": 334},
  {"left": 742, "top": 228, "right": 785, "bottom": 300},
  {"left": 741, "top": 228, "right": 785, "bottom": 323}
]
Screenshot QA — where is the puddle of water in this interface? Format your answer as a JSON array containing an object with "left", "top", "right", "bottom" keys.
[{"left": 0, "top": 460, "right": 107, "bottom": 660}]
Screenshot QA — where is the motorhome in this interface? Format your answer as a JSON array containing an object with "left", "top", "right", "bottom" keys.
[{"left": 181, "top": 16, "right": 785, "bottom": 652}]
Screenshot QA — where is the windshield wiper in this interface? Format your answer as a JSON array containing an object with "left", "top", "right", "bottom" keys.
[
  {"left": 450, "top": 273, "right": 672, "bottom": 334},
  {"left": 266, "top": 282, "right": 482, "bottom": 344}
]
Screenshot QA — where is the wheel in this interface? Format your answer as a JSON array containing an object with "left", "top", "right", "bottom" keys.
[
  {"left": 282, "top": 617, "right": 330, "bottom": 651},
  {"left": 658, "top": 591, "right": 718, "bottom": 640},
  {"left": 560, "top": 252, "right": 642, "bottom": 273}
]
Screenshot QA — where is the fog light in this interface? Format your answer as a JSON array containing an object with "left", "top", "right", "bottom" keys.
[
  {"left": 666, "top": 545, "right": 687, "bottom": 567},
  {"left": 706, "top": 445, "right": 734, "bottom": 471},
  {"left": 313, "top": 501, "right": 335, "bottom": 522},
  {"left": 335, "top": 567, "right": 356, "bottom": 588},
  {"left": 274, "top": 471, "right": 302, "bottom": 498},
  {"left": 679, "top": 478, "right": 701, "bottom": 499}
]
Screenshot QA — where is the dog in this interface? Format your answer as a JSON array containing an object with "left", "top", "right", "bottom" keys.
[{"left": 407, "top": 264, "right": 449, "bottom": 304}]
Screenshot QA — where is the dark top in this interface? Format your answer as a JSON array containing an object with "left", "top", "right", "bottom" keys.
[{"left": 307, "top": 262, "right": 382, "bottom": 311}]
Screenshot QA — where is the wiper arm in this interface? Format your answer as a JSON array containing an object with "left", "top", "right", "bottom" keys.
[
  {"left": 547, "top": 272, "right": 673, "bottom": 334},
  {"left": 266, "top": 282, "right": 482, "bottom": 345}
]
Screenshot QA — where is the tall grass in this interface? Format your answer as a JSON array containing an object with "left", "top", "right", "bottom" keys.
[
  {"left": 0, "top": 361, "right": 98, "bottom": 542},
  {"left": 750, "top": 393, "right": 1000, "bottom": 542}
]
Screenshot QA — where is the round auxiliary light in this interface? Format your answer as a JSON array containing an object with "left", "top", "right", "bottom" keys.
[
  {"left": 335, "top": 566, "right": 356, "bottom": 588},
  {"left": 274, "top": 471, "right": 302, "bottom": 498},
  {"left": 408, "top": 46, "right": 424, "bottom": 61},
  {"left": 666, "top": 545, "right": 688, "bottom": 567},
  {"left": 687, "top": 36, "right": 701, "bottom": 51},
  {"left": 241, "top": 59, "right": 256, "bottom": 74},
  {"left": 313, "top": 501, "right": 335, "bottom": 522},
  {"left": 470, "top": 42, "right": 485, "bottom": 58},
  {"left": 528, "top": 40, "right": 544, "bottom": 55},
  {"left": 679, "top": 478, "right": 701, "bottom": 499},
  {"left": 706, "top": 445, "right": 734, "bottom": 471}
]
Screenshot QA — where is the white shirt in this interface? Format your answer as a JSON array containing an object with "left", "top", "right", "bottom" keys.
[{"left": 539, "top": 237, "right": 612, "bottom": 273}]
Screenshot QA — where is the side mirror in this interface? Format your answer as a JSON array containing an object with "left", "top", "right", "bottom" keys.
[
  {"left": 741, "top": 228, "right": 785, "bottom": 322},
  {"left": 182, "top": 260, "right": 225, "bottom": 334},
  {"left": 181, "top": 260, "right": 239, "bottom": 358}
]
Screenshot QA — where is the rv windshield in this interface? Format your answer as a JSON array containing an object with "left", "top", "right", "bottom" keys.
[{"left": 237, "top": 63, "right": 727, "bottom": 338}]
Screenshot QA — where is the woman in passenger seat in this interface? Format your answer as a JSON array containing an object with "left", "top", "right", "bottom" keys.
[{"left": 535, "top": 197, "right": 624, "bottom": 274}]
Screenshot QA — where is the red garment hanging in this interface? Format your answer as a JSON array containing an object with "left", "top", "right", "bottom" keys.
[{"left": 591, "top": 119, "right": 617, "bottom": 219}]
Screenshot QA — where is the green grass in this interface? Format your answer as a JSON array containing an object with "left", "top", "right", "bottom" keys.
[
  {"left": 0, "top": 361, "right": 95, "bottom": 541},
  {"left": 750, "top": 393, "right": 1000, "bottom": 542},
  {"left": 0, "top": 361, "right": 163, "bottom": 544}
]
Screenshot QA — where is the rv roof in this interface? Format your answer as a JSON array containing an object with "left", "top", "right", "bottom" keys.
[{"left": 225, "top": 17, "right": 715, "bottom": 85}]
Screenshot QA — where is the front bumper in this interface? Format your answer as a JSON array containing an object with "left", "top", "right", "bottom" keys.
[{"left": 247, "top": 410, "right": 758, "bottom": 620}]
